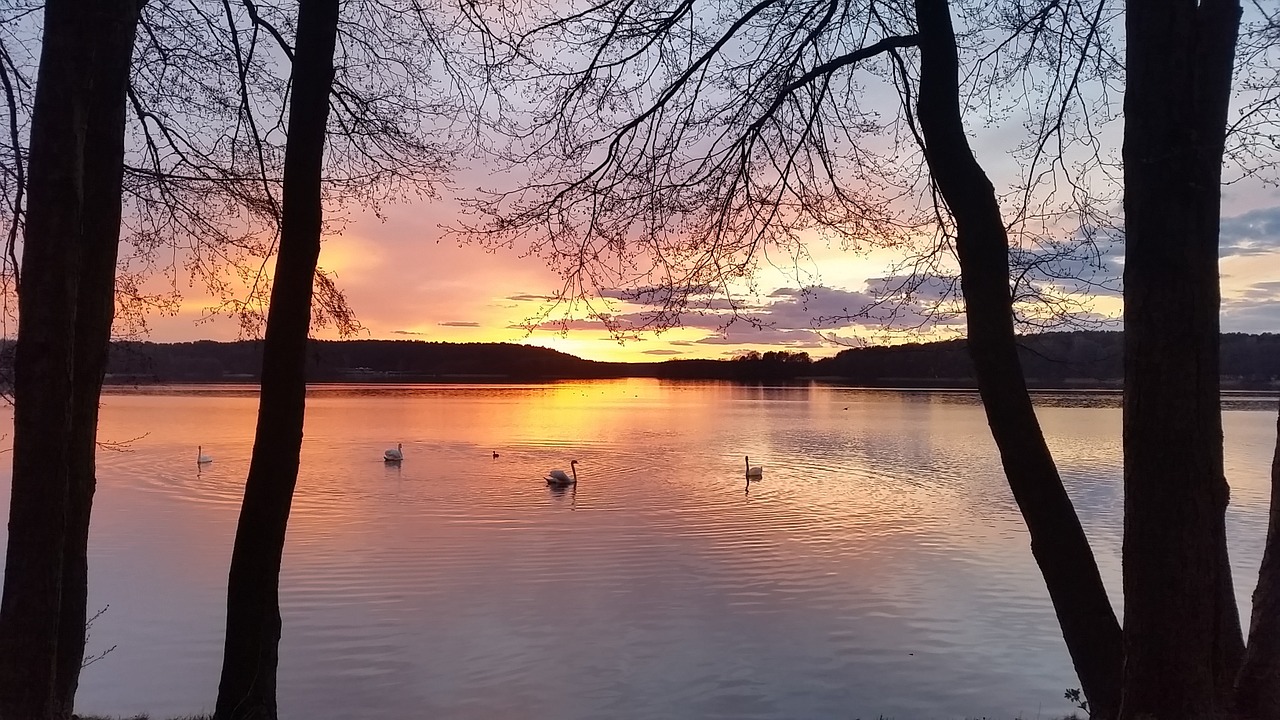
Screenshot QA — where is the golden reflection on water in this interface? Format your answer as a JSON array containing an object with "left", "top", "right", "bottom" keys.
[{"left": 0, "top": 380, "right": 1273, "bottom": 720}]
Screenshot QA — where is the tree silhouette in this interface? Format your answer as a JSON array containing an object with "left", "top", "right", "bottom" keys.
[
  {"left": 460, "top": 0, "right": 1280, "bottom": 716},
  {"left": 0, "top": 0, "right": 460, "bottom": 716},
  {"left": 0, "top": 1, "right": 142, "bottom": 718}
]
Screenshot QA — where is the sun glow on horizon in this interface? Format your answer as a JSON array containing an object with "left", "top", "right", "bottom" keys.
[{"left": 120, "top": 188, "right": 1280, "bottom": 363}]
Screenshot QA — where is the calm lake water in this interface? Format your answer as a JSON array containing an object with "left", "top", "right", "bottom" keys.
[{"left": 0, "top": 380, "right": 1276, "bottom": 720}]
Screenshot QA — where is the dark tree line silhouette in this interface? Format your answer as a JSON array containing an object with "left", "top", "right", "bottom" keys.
[{"left": 72, "top": 332, "right": 1280, "bottom": 387}]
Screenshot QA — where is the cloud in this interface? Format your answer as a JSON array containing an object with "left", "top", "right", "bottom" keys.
[
  {"left": 506, "top": 293, "right": 555, "bottom": 302},
  {"left": 522, "top": 309, "right": 693, "bottom": 333},
  {"left": 390, "top": 329, "right": 426, "bottom": 336},
  {"left": 511, "top": 318, "right": 613, "bottom": 331},
  {"left": 514, "top": 283, "right": 967, "bottom": 347},
  {"left": 763, "top": 286, "right": 878, "bottom": 326},
  {"left": 1054, "top": 276, "right": 1123, "bottom": 298},
  {"left": 1224, "top": 280, "right": 1280, "bottom": 332},
  {"left": 821, "top": 333, "right": 871, "bottom": 348},
  {"left": 1009, "top": 238, "right": 1125, "bottom": 298},
  {"left": 1238, "top": 280, "right": 1280, "bottom": 301},
  {"left": 1221, "top": 206, "right": 1280, "bottom": 256},
  {"left": 759, "top": 285, "right": 962, "bottom": 330},
  {"left": 438, "top": 321, "right": 481, "bottom": 327},
  {"left": 865, "top": 275, "right": 957, "bottom": 303},
  {"left": 1223, "top": 301, "right": 1280, "bottom": 333},
  {"left": 598, "top": 284, "right": 718, "bottom": 302},
  {"left": 642, "top": 349, "right": 682, "bottom": 355},
  {"left": 596, "top": 286, "right": 758, "bottom": 315},
  {"left": 693, "top": 325, "right": 827, "bottom": 348}
]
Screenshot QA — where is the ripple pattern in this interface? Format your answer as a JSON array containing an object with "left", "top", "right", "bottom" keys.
[{"left": 0, "top": 381, "right": 1272, "bottom": 720}]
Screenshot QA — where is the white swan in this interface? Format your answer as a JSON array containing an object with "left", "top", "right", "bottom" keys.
[
  {"left": 384, "top": 443, "right": 403, "bottom": 462},
  {"left": 197, "top": 446, "right": 213, "bottom": 464},
  {"left": 745, "top": 456, "right": 762, "bottom": 479},
  {"left": 546, "top": 460, "right": 578, "bottom": 485}
]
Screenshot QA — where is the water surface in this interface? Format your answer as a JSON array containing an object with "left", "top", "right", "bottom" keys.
[{"left": 2, "top": 380, "right": 1276, "bottom": 719}]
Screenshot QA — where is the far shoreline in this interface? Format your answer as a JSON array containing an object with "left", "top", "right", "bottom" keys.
[{"left": 95, "top": 377, "right": 1280, "bottom": 396}]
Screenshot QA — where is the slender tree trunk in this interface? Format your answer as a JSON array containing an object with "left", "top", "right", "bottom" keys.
[
  {"left": 1119, "top": 2, "right": 1243, "bottom": 718},
  {"left": 214, "top": 1, "right": 338, "bottom": 717},
  {"left": 1236, "top": 404, "right": 1280, "bottom": 718},
  {"left": 52, "top": 1, "right": 142, "bottom": 713},
  {"left": 912, "top": 1, "right": 1122, "bottom": 716}
]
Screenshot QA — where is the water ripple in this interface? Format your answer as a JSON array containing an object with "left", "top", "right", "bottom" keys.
[{"left": 0, "top": 382, "right": 1269, "bottom": 720}]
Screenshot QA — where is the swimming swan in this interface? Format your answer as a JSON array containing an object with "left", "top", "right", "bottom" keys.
[
  {"left": 197, "top": 446, "right": 213, "bottom": 464},
  {"left": 547, "top": 460, "right": 579, "bottom": 485},
  {"left": 745, "top": 456, "right": 762, "bottom": 478},
  {"left": 384, "top": 443, "right": 404, "bottom": 462}
]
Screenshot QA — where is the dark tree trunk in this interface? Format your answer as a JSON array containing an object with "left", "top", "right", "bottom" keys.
[
  {"left": 53, "top": 1, "right": 142, "bottom": 713},
  {"left": 214, "top": 1, "right": 339, "bottom": 717},
  {"left": 0, "top": 2, "right": 85, "bottom": 713},
  {"left": 0, "top": 1, "right": 139, "bottom": 717},
  {"left": 1236, "top": 404, "right": 1280, "bottom": 718},
  {"left": 1119, "top": 2, "right": 1243, "bottom": 718},
  {"left": 912, "top": 1, "right": 1122, "bottom": 716}
]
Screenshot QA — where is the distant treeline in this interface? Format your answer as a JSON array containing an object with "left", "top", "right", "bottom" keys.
[
  {"left": 816, "top": 331, "right": 1280, "bottom": 387},
  {"left": 85, "top": 331, "right": 1280, "bottom": 387},
  {"left": 105, "top": 340, "right": 623, "bottom": 382}
]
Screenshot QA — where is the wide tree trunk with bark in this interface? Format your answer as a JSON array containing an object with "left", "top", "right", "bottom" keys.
[
  {"left": 1119, "top": 2, "right": 1243, "bottom": 718},
  {"left": 0, "top": 0, "right": 141, "bottom": 717},
  {"left": 214, "top": 0, "right": 339, "bottom": 717},
  {"left": 911, "top": 1, "right": 1123, "bottom": 716}
]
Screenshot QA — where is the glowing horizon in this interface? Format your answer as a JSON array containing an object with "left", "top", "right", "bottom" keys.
[{"left": 129, "top": 182, "right": 1280, "bottom": 364}]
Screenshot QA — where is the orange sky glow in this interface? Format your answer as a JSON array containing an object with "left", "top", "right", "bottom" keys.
[{"left": 136, "top": 171, "right": 1279, "bottom": 364}]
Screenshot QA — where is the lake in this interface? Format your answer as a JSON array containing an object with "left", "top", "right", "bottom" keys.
[{"left": 1, "top": 380, "right": 1276, "bottom": 719}]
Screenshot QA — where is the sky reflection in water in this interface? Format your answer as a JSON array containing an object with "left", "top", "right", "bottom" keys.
[{"left": 1, "top": 380, "right": 1275, "bottom": 720}]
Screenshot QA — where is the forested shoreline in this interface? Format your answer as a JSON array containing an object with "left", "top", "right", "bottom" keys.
[{"left": 78, "top": 331, "right": 1280, "bottom": 387}]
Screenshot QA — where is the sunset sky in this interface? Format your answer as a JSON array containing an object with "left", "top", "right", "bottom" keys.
[
  {"left": 98, "top": 0, "right": 1277, "bottom": 365},
  {"left": 136, "top": 163, "right": 1280, "bottom": 364}
]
